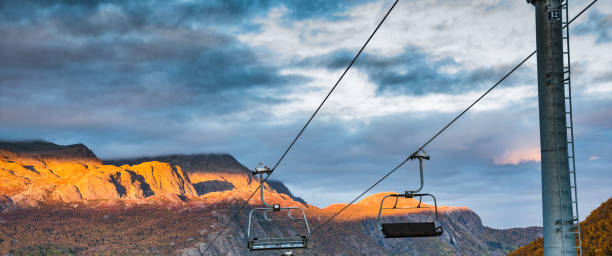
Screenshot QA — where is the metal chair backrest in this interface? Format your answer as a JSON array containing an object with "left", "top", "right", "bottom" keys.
[{"left": 246, "top": 163, "right": 311, "bottom": 251}]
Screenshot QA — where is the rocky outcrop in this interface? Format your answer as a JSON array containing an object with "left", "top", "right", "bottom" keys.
[
  {"left": 113, "top": 161, "right": 192, "bottom": 197},
  {"left": 0, "top": 144, "right": 197, "bottom": 207},
  {"left": 106, "top": 154, "right": 257, "bottom": 195},
  {"left": 105, "top": 153, "right": 251, "bottom": 175},
  {"left": 267, "top": 179, "right": 307, "bottom": 204},
  {"left": 0, "top": 142, "right": 300, "bottom": 208},
  {"left": 105, "top": 154, "right": 294, "bottom": 201}
]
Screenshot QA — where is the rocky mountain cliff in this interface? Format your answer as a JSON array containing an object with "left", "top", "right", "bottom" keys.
[
  {"left": 0, "top": 142, "right": 197, "bottom": 208},
  {"left": 0, "top": 141, "right": 541, "bottom": 255},
  {"left": 104, "top": 153, "right": 305, "bottom": 204}
]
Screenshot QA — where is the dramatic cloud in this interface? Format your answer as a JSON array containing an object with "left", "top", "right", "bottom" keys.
[
  {"left": 295, "top": 48, "right": 536, "bottom": 95},
  {"left": 574, "top": 10, "right": 612, "bottom": 44}
]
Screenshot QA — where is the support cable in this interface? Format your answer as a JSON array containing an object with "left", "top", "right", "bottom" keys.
[
  {"left": 201, "top": 0, "right": 399, "bottom": 252},
  {"left": 309, "top": 0, "right": 598, "bottom": 235}
]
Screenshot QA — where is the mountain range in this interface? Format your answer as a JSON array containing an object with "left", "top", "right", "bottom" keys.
[{"left": 0, "top": 141, "right": 543, "bottom": 255}]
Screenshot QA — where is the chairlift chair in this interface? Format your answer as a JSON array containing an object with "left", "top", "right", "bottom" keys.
[
  {"left": 247, "top": 164, "right": 311, "bottom": 251},
  {"left": 377, "top": 151, "right": 443, "bottom": 238}
]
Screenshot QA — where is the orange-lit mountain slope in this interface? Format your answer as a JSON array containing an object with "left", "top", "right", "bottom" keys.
[
  {"left": 508, "top": 196, "right": 612, "bottom": 256},
  {"left": 0, "top": 141, "right": 295, "bottom": 209},
  {"left": 0, "top": 141, "right": 542, "bottom": 255},
  {"left": 0, "top": 147, "right": 197, "bottom": 207}
]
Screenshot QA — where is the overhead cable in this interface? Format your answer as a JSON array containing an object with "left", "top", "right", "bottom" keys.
[
  {"left": 309, "top": 0, "right": 599, "bottom": 235},
  {"left": 201, "top": 0, "right": 400, "bottom": 252}
]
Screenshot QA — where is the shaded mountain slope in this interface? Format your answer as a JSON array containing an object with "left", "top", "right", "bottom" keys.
[
  {"left": 0, "top": 140, "right": 98, "bottom": 161},
  {"left": 180, "top": 193, "right": 541, "bottom": 256},
  {"left": 266, "top": 180, "right": 307, "bottom": 204},
  {"left": 105, "top": 153, "right": 250, "bottom": 175},
  {"left": 0, "top": 192, "right": 541, "bottom": 256},
  {"left": 508, "top": 196, "right": 612, "bottom": 256}
]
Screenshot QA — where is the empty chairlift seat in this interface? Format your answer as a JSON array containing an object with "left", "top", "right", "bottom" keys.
[
  {"left": 246, "top": 163, "right": 311, "bottom": 251},
  {"left": 378, "top": 193, "right": 443, "bottom": 238},
  {"left": 377, "top": 150, "right": 443, "bottom": 238},
  {"left": 247, "top": 206, "right": 310, "bottom": 251},
  {"left": 381, "top": 222, "right": 443, "bottom": 238}
]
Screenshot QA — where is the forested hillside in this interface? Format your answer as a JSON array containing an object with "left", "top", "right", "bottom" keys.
[{"left": 508, "top": 197, "right": 612, "bottom": 256}]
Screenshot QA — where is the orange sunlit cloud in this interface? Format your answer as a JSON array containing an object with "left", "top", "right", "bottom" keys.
[{"left": 493, "top": 147, "right": 541, "bottom": 165}]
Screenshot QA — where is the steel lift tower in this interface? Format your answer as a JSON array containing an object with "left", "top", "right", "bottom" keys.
[{"left": 528, "top": 0, "right": 582, "bottom": 255}]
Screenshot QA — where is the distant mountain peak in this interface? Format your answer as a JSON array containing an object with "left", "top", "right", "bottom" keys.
[
  {"left": 104, "top": 153, "right": 250, "bottom": 175},
  {"left": 0, "top": 140, "right": 99, "bottom": 162}
]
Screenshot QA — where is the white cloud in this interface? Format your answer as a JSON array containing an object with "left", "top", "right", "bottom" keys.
[
  {"left": 239, "top": 0, "right": 612, "bottom": 115},
  {"left": 247, "top": 68, "right": 537, "bottom": 124},
  {"left": 240, "top": 0, "right": 537, "bottom": 69},
  {"left": 583, "top": 81, "right": 612, "bottom": 99}
]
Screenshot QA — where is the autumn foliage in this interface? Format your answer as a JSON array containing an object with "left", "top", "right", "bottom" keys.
[{"left": 508, "top": 197, "right": 612, "bottom": 256}]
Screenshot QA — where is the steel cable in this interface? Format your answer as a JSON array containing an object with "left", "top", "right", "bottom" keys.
[{"left": 201, "top": 0, "right": 400, "bottom": 252}]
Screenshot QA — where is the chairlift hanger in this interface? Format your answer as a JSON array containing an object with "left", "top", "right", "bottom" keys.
[
  {"left": 377, "top": 150, "right": 443, "bottom": 238},
  {"left": 247, "top": 163, "right": 311, "bottom": 251}
]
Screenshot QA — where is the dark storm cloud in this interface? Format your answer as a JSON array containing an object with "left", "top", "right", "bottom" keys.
[
  {"left": 0, "top": 0, "right": 311, "bottom": 128},
  {"left": 0, "top": 0, "right": 366, "bottom": 135},
  {"left": 574, "top": 10, "right": 612, "bottom": 44},
  {"left": 0, "top": 21, "right": 295, "bottom": 90},
  {"left": 296, "top": 48, "right": 536, "bottom": 95},
  {"left": 0, "top": 0, "right": 370, "bottom": 28}
]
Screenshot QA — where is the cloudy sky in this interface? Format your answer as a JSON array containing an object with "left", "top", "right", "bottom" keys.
[{"left": 1, "top": 0, "right": 610, "bottom": 228}]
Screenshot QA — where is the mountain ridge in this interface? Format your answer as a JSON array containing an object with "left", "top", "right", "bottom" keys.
[
  {"left": 0, "top": 141, "right": 542, "bottom": 255},
  {"left": 0, "top": 140, "right": 99, "bottom": 162}
]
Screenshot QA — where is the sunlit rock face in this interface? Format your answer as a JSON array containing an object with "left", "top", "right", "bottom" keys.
[
  {"left": 0, "top": 141, "right": 299, "bottom": 208},
  {"left": 121, "top": 161, "right": 197, "bottom": 197},
  {"left": 0, "top": 142, "right": 197, "bottom": 207},
  {"left": 106, "top": 153, "right": 258, "bottom": 195},
  {"left": 105, "top": 153, "right": 308, "bottom": 204}
]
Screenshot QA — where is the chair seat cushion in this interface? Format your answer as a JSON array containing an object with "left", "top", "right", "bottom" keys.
[{"left": 381, "top": 222, "right": 443, "bottom": 238}]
